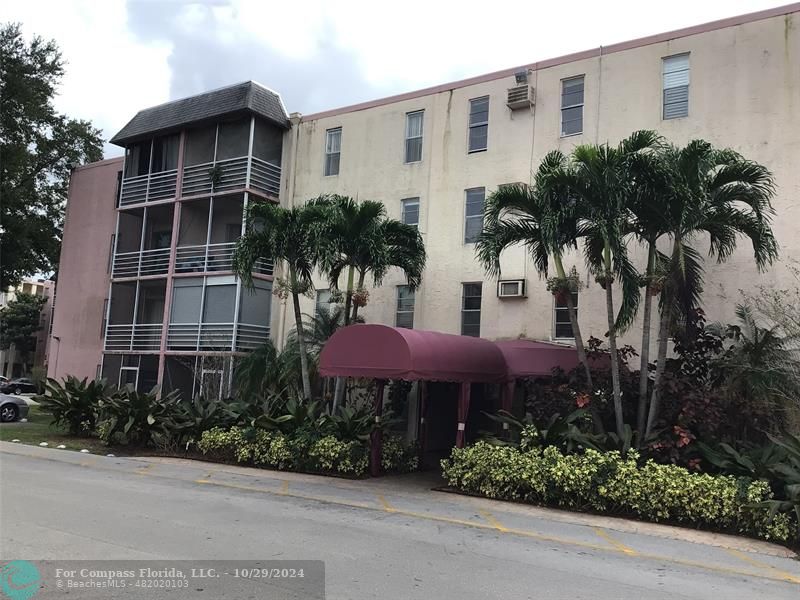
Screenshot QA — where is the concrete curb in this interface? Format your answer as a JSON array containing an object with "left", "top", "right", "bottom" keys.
[{"left": 134, "top": 453, "right": 797, "bottom": 559}]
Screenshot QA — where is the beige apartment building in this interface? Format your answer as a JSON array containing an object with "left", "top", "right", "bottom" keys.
[
  {"left": 50, "top": 4, "right": 799, "bottom": 398},
  {"left": 1, "top": 278, "right": 54, "bottom": 378}
]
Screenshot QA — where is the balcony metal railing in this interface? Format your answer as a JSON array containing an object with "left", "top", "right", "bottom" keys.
[
  {"left": 112, "top": 247, "right": 171, "bottom": 278},
  {"left": 166, "top": 322, "right": 269, "bottom": 351},
  {"left": 250, "top": 156, "right": 281, "bottom": 197},
  {"left": 119, "top": 169, "right": 178, "bottom": 206},
  {"left": 174, "top": 242, "right": 273, "bottom": 275},
  {"left": 104, "top": 323, "right": 163, "bottom": 351},
  {"left": 181, "top": 156, "right": 281, "bottom": 198}
]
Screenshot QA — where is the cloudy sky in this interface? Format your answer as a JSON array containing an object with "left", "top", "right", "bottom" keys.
[{"left": 5, "top": 0, "right": 787, "bottom": 157}]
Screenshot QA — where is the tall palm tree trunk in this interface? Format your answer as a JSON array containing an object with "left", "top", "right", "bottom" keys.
[
  {"left": 553, "top": 256, "right": 601, "bottom": 432},
  {"left": 645, "top": 304, "right": 670, "bottom": 438},
  {"left": 554, "top": 257, "right": 593, "bottom": 390},
  {"left": 636, "top": 243, "right": 656, "bottom": 442},
  {"left": 603, "top": 248, "right": 625, "bottom": 438},
  {"left": 350, "top": 270, "right": 367, "bottom": 323},
  {"left": 290, "top": 269, "right": 313, "bottom": 400},
  {"left": 333, "top": 266, "right": 357, "bottom": 410}
]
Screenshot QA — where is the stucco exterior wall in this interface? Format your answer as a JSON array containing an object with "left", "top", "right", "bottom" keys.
[
  {"left": 48, "top": 158, "right": 122, "bottom": 380},
  {"left": 283, "top": 9, "right": 799, "bottom": 349}
]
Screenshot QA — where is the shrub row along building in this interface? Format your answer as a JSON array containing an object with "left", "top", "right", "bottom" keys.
[{"left": 49, "top": 4, "right": 800, "bottom": 401}]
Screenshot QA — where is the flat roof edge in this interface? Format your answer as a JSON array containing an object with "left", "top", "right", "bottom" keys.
[{"left": 300, "top": 2, "right": 799, "bottom": 122}]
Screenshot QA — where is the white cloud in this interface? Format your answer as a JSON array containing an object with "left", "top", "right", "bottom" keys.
[{"left": 5, "top": 0, "right": 786, "bottom": 158}]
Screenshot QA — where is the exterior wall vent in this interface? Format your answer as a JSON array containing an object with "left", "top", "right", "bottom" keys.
[
  {"left": 507, "top": 86, "right": 535, "bottom": 110},
  {"left": 497, "top": 279, "right": 526, "bottom": 298}
]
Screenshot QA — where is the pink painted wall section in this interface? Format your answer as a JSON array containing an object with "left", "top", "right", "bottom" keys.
[{"left": 48, "top": 157, "right": 123, "bottom": 381}]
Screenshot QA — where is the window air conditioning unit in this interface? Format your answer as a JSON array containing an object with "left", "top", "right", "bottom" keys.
[
  {"left": 497, "top": 279, "right": 526, "bottom": 298},
  {"left": 507, "top": 86, "right": 535, "bottom": 110}
]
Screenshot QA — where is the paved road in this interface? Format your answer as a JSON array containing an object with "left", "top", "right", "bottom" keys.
[{"left": 2, "top": 442, "right": 799, "bottom": 599}]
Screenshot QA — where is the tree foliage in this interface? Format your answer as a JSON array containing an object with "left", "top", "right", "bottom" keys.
[
  {"left": 0, "top": 23, "right": 103, "bottom": 288},
  {"left": 0, "top": 291, "right": 47, "bottom": 354}
]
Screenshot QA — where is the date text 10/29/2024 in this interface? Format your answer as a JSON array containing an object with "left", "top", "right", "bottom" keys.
[{"left": 8, "top": 560, "right": 325, "bottom": 599}]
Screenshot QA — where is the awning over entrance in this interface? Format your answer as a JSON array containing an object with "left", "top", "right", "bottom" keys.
[
  {"left": 494, "top": 339, "right": 581, "bottom": 380},
  {"left": 319, "top": 324, "right": 508, "bottom": 383}
]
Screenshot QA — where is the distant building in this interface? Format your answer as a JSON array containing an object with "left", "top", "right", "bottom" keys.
[
  {"left": 49, "top": 4, "right": 800, "bottom": 399},
  {"left": 1, "top": 278, "right": 54, "bottom": 378}
]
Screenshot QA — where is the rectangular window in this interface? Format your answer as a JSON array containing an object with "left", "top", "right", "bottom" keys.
[
  {"left": 561, "top": 76, "right": 584, "bottom": 136},
  {"left": 662, "top": 54, "right": 689, "bottom": 119},
  {"left": 461, "top": 283, "right": 482, "bottom": 337},
  {"left": 404, "top": 111, "right": 424, "bottom": 163},
  {"left": 401, "top": 197, "right": 420, "bottom": 228},
  {"left": 107, "top": 234, "right": 115, "bottom": 274},
  {"left": 554, "top": 291, "right": 579, "bottom": 339},
  {"left": 101, "top": 298, "right": 108, "bottom": 337},
  {"left": 464, "top": 187, "right": 485, "bottom": 244},
  {"left": 324, "top": 127, "right": 341, "bottom": 176},
  {"left": 315, "top": 289, "right": 332, "bottom": 315},
  {"left": 396, "top": 285, "right": 415, "bottom": 329},
  {"left": 468, "top": 96, "right": 489, "bottom": 152}
]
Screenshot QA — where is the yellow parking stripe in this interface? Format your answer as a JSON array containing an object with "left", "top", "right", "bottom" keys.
[
  {"left": 724, "top": 548, "right": 800, "bottom": 584},
  {"left": 593, "top": 527, "right": 638, "bottom": 555},
  {"left": 377, "top": 494, "right": 396, "bottom": 512},
  {"left": 478, "top": 509, "right": 509, "bottom": 533}
]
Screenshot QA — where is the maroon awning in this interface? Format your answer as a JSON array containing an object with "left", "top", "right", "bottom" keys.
[
  {"left": 319, "top": 324, "right": 508, "bottom": 383},
  {"left": 494, "top": 339, "right": 581, "bottom": 379}
]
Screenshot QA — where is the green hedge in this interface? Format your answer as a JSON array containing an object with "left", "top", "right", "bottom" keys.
[
  {"left": 197, "top": 427, "right": 417, "bottom": 477},
  {"left": 441, "top": 442, "right": 797, "bottom": 543}
]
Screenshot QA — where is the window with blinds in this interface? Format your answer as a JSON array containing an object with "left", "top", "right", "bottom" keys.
[
  {"left": 461, "top": 283, "right": 482, "bottom": 337},
  {"left": 405, "top": 111, "right": 424, "bottom": 163},
  {"left": 396, "top": 285, "right": 415, "bottom": 329},
  {"left": 324, "top": 128, "right": 341, "bottom": 176},
  {"left": 468, "top": 96, "right": 489, "bottom": 152},
  {"left": 561, "top": 76, "right": 584, "bottom": 136},
  {"left": 662, "top": 54, "right": 690, "bottom": 119},
  {"left": 464, "top": 187, "right": 485, "bottom": 244},
  {"left": 401, "top": 197, "right": 420, "bottom": 227}
]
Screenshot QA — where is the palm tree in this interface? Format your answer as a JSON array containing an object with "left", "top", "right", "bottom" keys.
[
  {"left": 475, "top": 155, "right": 594, "bottom": 392},
  {"left": 568, "top": 130, "right": 661, "bottom": 438},
  {"left": 310, "top": 195, "right": 426, "bottom": 408},
  {"left": 233, "top": 202, "right": 324, "bottom": 400},
  {"left": 310, "top": 195, "right": 426, "bottom": 324},
  {"left": 644, "top": 141, "right": 778, "bottom": 438}
]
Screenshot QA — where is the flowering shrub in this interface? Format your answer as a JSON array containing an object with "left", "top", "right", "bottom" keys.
[
  {"left": 441, "top": 442, "right": 797, "bottom": 543},
  {"left": 381, "top": 434, "right": 419, "bottom": 473},
  {"left": 198, "top": 427, "right": 415, "bottom": 478}
]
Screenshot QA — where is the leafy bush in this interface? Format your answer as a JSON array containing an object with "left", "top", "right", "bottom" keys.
[
  {"left": 97, "top": 386, "right": 183, "bottom": 447},
  {"left": 308, "top": 436, "right": 369, "bottom": 476},
  {"left": 381, "top": 434, "right": 419, "bottom": 473},
  {"left": 441, "top": 441, "right": 798, "bottom": 543},
  {"left": 36, "top": 376, "right": 110, "bottom": 435},
  {"left": 172, "top": 395, "right": 243, "bottom": 443}
]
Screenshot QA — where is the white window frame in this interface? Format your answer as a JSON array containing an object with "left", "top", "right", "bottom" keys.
[
  {"left": 324, "top": 127, "right": 341, "bottom": 176},
  {"left": 395, "top": 285, "right": 415, "bottom": 329},
  {"left": 662, "top": 53, "right": 690, "bottom": 120},
  {"left": 315, "top": 289, "right": 332, "bottom": 315},
  {"left": 464, "top": 187, "right": 485, "bottom": 244},
  {"left": 553, "top": 291, "right": 578, "bottom": 340},
  {"left": 404, "top": 110, "right": 424, "bottom": 163},
  {"left": 560, "top": 75, "right": 585, "bottom": 137},
  {"left": 461, "top": 282, "right": 482, "bottom": 337},
  {"left": 401, "top": 197, "right": 420, "bottom": 228},
  {"left": 468, "top": 96, "right": 489, "bottom": 153}
]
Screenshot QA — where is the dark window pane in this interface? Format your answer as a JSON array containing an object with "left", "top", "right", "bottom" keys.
[
  {"left": 405, "top": 137, "right": 422, "bottom": 163},
  {"left": 555, "top": 322, "right": 574, "bottom": 338},
  {"left": 464, "top": 216, "right": 483, "bottom": 243},
  {"left": 561, "top": 106, "right": 583, "bottom": 136},
  {"left": 152, "top": 134, "right": 179, "bottom": 172},
  {"left": 203, "top": 284, "right": 236, "bottom": 323},
  {"left": 185, "top": 125, "right": 216, "bottom": 166},
  {"left": 325, "top": 152, "right": 340, "bottom": 176},
  {"left": 216, "top": 119, "right": 250, "bottom": 160},
  {"left": 469, "top": 125, "right": 488, "bottom": 152}
]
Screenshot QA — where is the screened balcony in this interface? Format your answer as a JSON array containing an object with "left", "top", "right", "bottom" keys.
[
  {"left": 112, "top": 204, "right": 174, "bottom": 278},
  {"left": 175, "top": 195, "right": 272, "bottom": 275},
  {"left": 104, "top": 280, "right": 166, "bottom": 351},
  {"left": 119, "top": 134, "right": 179, "bottom": 206},
  {"left": 167, "top": 276, "right": 271, "bottom": 352},
  {"left": 181, "top": 117, "right": 282, "bottom": 199}
]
